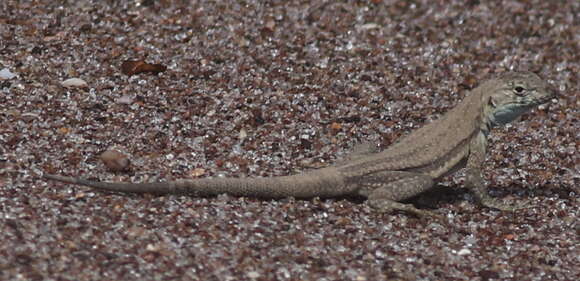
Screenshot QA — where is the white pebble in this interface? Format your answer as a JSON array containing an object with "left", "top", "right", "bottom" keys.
[
  {"left": 61, "top": 78, "right": 88, "bottom": 88},
  {"left": 457, "top": 248, "right": 472, "bottom": 256},
  {"left": 0, "top": 68, "right": 16, "bottom": 80},
  {"left": 358, "top": 23, "right": 380, "bottom": 30},
  {"left": 116, "top": 95, "right": 135, "bottom": 104}
]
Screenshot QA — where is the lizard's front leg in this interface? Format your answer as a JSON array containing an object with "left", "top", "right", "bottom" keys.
[
  {"left": 356, "top": 171, "right": 439, "bottom": 218},
  {"left": 466, "top": 133, "right": 524, "bottom": 211}
]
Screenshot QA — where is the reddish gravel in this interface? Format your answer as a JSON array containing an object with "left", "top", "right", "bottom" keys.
[{"left": 1, "top": 1, "right": 578, "bottom": 280}]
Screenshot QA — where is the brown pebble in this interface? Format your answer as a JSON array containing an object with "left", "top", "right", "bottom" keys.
[
  {"left": 99, "top": 150, "right": 130, "bottom": 172},
  {"left": 121, "top": 60, "right": 167, "bottom": 75}
]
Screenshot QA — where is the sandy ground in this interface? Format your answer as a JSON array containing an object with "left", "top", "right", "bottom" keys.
[{"left": 1, "top": 1, "right": 578, "bottom": 280}]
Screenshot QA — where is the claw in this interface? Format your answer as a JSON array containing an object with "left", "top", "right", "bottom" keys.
[{"left": 369, "top": 199, "right": 446, "bottom": 222}]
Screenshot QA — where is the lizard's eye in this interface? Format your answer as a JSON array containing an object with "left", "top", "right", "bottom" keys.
[{"left": 514, "top": 86, "right": 526, "bottom": 96}]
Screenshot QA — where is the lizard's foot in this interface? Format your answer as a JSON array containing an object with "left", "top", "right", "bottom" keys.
[
  {"left": 368, "top": 199, "right": 444, "bottom": 221},
  {"left": 465, "top": 169, "right": 532, "bottom": 212}
]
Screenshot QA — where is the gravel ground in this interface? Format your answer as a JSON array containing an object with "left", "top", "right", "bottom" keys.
[{"left": 1, "top": 0, "right": 578, "bottom": 280}]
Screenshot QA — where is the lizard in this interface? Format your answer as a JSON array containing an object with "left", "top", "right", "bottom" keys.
[{"left": 43, "top": 71, "right": 557, "bottom": 217}]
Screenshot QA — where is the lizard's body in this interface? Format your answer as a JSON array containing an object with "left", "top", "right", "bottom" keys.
[{"left": 44, "top": 71, "right": 556, "bottom": 215}]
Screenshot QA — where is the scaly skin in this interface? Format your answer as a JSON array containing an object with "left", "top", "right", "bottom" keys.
[{"left": 44, "top": 71, "right": 557, "bottom": 217}]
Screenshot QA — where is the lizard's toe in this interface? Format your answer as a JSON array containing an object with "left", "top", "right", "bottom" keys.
[{"left": 368, "top": 199, "right": 444, "bottom": 221}]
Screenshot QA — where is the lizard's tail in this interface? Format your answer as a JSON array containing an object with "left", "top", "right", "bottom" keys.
[{"left": 43, "top": 167, "right": 348, "bottom": 199}]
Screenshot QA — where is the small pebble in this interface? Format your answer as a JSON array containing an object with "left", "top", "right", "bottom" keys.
[
  {"left": 61, "top": 78, "right": 88, "bottom": 88},
  {"left": 100, "top": 150, "right": 130, "bottom": 172},
  {"left": 0, "top": 68, "right": 16, "bottom": 80}
]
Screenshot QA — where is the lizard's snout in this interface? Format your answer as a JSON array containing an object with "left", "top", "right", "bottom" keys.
[
  {"left": 537, "top": 84, "right": 560, "bottom": 105},
  {"left": 548, "top": 85, "right": 562, "bottom": 100}
]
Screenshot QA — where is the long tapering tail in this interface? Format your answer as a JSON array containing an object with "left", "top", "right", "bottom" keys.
[{"left": 43, "top": 167, "right": 351, "bottom": 199}]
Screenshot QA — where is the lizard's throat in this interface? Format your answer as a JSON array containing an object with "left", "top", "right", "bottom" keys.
[{"left": 488, "top": 104, "right": 533, "bottom": 127}]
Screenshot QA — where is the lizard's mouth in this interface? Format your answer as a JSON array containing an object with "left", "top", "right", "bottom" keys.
[
  {"left": 542, "top": 93, "right": 556, "bottom": 103},
  {"left": 530, "top": 90, "right": 557, "bottom": 107},
  {"left": 533, "top": 97, "right": 551, "bottom": 106}
]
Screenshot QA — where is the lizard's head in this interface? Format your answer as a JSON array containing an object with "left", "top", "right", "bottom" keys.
[{"left": 485, "top": 71, "right": 557, "bottom": 127}]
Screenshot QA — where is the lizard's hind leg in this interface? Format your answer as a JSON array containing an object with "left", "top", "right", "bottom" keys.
[{"left": 357, "top": 171, "right": 438, "bottom": 218}]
